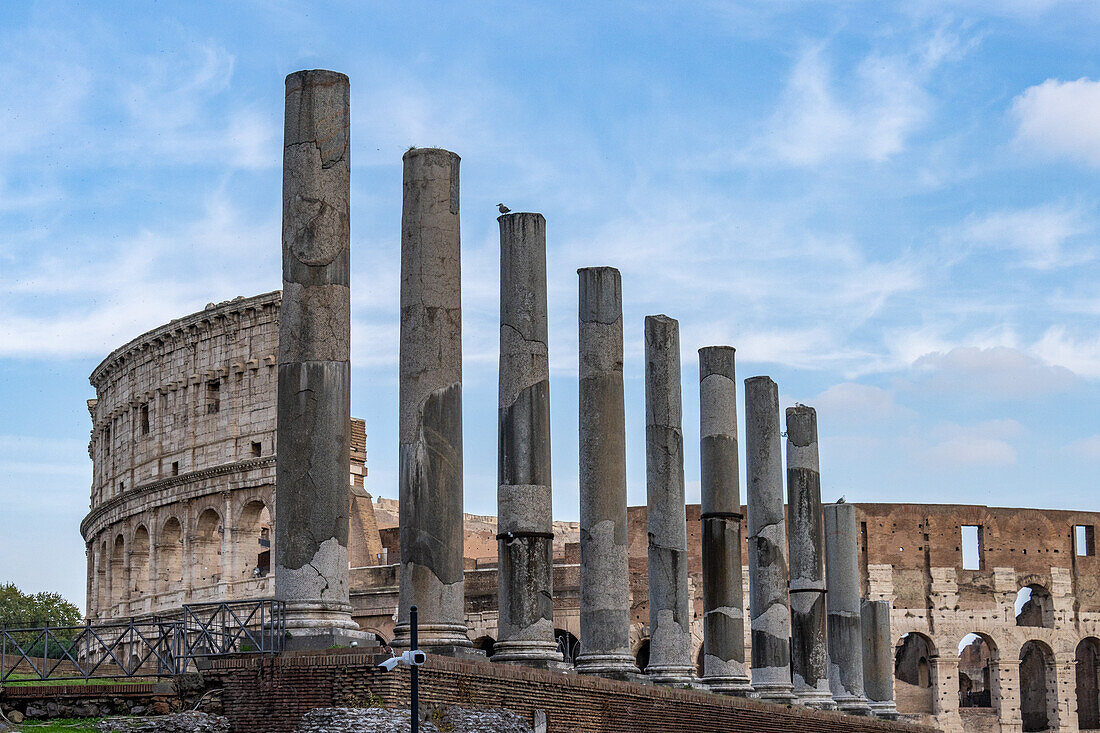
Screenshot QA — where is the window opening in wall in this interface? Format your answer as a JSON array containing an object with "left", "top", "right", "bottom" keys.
[
  {"left": 206, "top": 380, "right": 220, "bottom": 414},
  {"left": 958, "top": 634, "right": 994, "bottom": 709},
  {"left": 140, "top": 404, "right": 150, "bottom": 436},
  {"left": 103, "top": 427, "right": 110, "bottom": 456},
  {"left": 251, "top": 441, "right": 262, "bottom": 457},
  {"left": 1016, "top": 585, "right": 1054, "bottom": 628},
  {"left": 171, "top": 461, "right": 179, "bottom": 476},
  {"left": 961, "top": 525, "right": 982, "bottom": 570},
  {"left": 1077, "top": 525, "right": 1096, "bottom": 557}
]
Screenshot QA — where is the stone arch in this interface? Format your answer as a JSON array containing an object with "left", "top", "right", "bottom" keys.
[
  {"left": 1021, "top": 639, "right": 1058, "bottom": 732},
  {"left": 1016, "top": 584, "right": 1054, "bottom": 628},
  {"left": 236, "top": 500, "right": 272, "bottom": 580},
  {"left": 635, "top": 638, "right": 651, "bottom": 673},
  {"left": 191, "top": 507, "right": 223, "bottom": 588},
  {"left": 130, "top": 525, "right": 150, "bottom": 599},
  {"left": 958, "top": 633, "right": 997, "bottom": 710},
  {"left": 554, "top": 629, "right": 579, "bottom": 667},
  {"left": 895, "top": 632, "right": 937, "bottom": 714},
  {"left": 472, "top": 635, "right": 496, "bottom": 657},
  {"left": 157, "top": 516, "right": 184, "bottom": 595},
  {"left": 1077, "top": 637, "right": 1100, "bottom": 730},
  {"left": 96, "top": 539, "right": 108, "bottom": 615},
  {"left": 109, "top": 534, "right": 127, "bottom": 611}
]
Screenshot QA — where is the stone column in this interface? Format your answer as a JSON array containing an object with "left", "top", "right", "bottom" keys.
[
  {"left": 861, "top": 600, "right": 899, "bottom": 718},
  {"left": 786, "top": 405, "right": 835, "bottom": 709},
  {"left": 698, "top": 347, "right": 753, "bottom": 696},
  {"left": 643, "top": 315, "right": 694, "bottom": 685},
  {"left": 394, "top": 148, "right": 471, "bottom": 652},
  {"left": 575, "top": 266, "right": 637, "bottom": 679},
  {"left": 824, "top": 502, "right": 872, "bottom": 714},
  {"left": 274, "top": 69, "right": 361, "bottom": 646},
  {"left": 494, "top": 212, "right": 562, "bottom": 667},
  {"left": 744, "top": 376, "right": 794, "bottom": 703}
]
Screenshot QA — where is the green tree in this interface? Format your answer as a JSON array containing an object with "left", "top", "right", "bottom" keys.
[{"left": 0, "top": 583, "right": 82, "bottom": 660}]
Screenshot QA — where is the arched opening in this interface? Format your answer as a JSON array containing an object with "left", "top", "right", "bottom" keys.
[
  {"left": 130, "top": 526, "right": 150, "bottom": 599},
  {"left": 157, "top": 517, "right": 183, "bottom": 596},
  {"left": 1077, "top": 638, "right": 1100, "bottom": 730},
  {"left": 695, "top": 645, "right": 705, "bottom": 678},
  {"left": 1021, "top": 640, "right": 1058, "bottom": 732},
  {"left": 473, "top": 635, "right": 496, "bottom": 657},
  {"left": 1016, "top": 585, "right": 1054, "bottom": 628},
  {"left": 635, "top": 638, "right": 651, "bottom": 673},
  {"left": 554, "top": 629, "right": 579, "bottom": 667},
  {"left": 237, "top": 501, "right": 272, "bottom": 580},
  {"left": 191, "top": 508, "right": 223, "bottom": 588},
  {"left": 895, "top": 632, "right": 936, "bottom": 714},
  {"left": 958, "top": 634, "right": 996, "bottom": 709},
  {"left": 95, "top": 540, "right": 108, "bottom": 614},
  {"left": 109, "top": 535, "right": 127, "bottom": 611}
]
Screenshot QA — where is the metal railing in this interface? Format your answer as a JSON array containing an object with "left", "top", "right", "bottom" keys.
[{"left": 0, "top": 599, "right": 284, "bottom": 683}]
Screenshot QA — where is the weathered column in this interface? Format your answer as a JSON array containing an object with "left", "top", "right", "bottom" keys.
[
  {"left": 824, "top": 502, "right": 872, "bottom": 714},
  {"left": 394, "top": 147, "right": 471, "bottom": 653},
  {"left": 494, "top": 212, "right": 562, "bottom": 667},
  {"left": 786, "top": 405, "right": 835, "bottom": 709},
  {"left": 643, "top": 315, "right": 694, "bottom": 685},
  {"left": 274, "top": 69, "right": 362, "bottom": 646},
  {"left": 744, "top": 376, "right": 795, "bottom": 703},
  {"left": 861, "top": 599, "right": 900, "bottom": 718},
  {"left": 698, "top": 347, "right": 753, "bottom": 696},
  {"left": 575, "top": 267, "right": 638, "bottom": 679}
]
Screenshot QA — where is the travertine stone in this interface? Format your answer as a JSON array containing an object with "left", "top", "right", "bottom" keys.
[
  {"left": 744, "top": 376, "right": 795, "bottom": 703},
  {"left": 824, "top": 502, "right": 872, "bottom": 715},
  {"left": 861, "top": 599, "right": 900, "bottom": 719},
  {"left": 786, "top": 405, "right": 836, "bottom": 710},
  {"left": 274, "top": 69, "right": 360, "bottom": 642},
  {"left": 574, "top": 267, "right": 638, "bottom": 679},
  {"left": 698, "top": 347, "right": 753, "bottom": 696},
  {"left": 643, "top": 315, "right": 694, "bottom": 685},
  {"left": 494, "top": 212, "right": 561, "bottom": 667},
  {"left": 394, "top": 147, "right": 471, "bottom": 652}
]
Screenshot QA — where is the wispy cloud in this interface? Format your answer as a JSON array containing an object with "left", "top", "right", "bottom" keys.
[
  {"left": 1012, "top": 78, "right": 1100, "bottom": 168},
  {"left": 959, "top": 203, "right": 1094, "bottom": 269}
]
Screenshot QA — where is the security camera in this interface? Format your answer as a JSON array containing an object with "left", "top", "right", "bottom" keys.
[
  {"left": 403, "top": 650, "right": 426, "bottom": 666},
  {"left": 378, "top": 656, "right": 401, "bottom": 671}
]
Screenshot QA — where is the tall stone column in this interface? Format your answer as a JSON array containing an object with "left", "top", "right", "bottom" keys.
[
  {"left": 861, "top": 599, "right": 900, "bottom": 718},
  {"left": 394, "top": 148, "right": 471, "bottom": 653},
  {"left": 643, "top": 315, "right": 694, "bottom": 685},
  {"left": 698, "top": 347, "right": 753, "bottom": 696},
  {"left": 786, "top": 405, "right": 835, "bottom": 709},
  {"left": 824, "top": 502, "right": 872, "bottom": 714},
  {"left": 494, "top": 212, "right": 561, "bottom": 667},
  {"left": 575, "top": 267, "right": 637, "bottom": 679},
  {"left": 744, "top": 376, "right": 794, "bottom": 703},
  {"left": 274, "top": 69, "right": 361, "bottom": 646}
]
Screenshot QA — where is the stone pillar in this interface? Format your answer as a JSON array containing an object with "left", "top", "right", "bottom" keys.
[
  {"left": 575, "top": 266, "right": 637, "bottom": 679},
  {"left": 744, "top": 376, "right": 794, "bottom": 703},
  {"left": 861, "top": 600, "right": 899, "bottom": 718},
  {"left": 824, "top": 502, "right": 872, "bottom": 714},
  {"left": 494, "top": 212, "right": 561, "bottom": 667},
  {"left": 394, "top": 148, "right": 471, "bottom": 653},
  {"left": 698, "top": 347, "right": 753, "bottom": 696},
  {"left": 786, "top": 405, "right": 835, "bottom": 709},
  {"left": 274, "top": 69, "right": 361, "bottom": 646},
  {"left": 643, "top": 315, "right": 694, "bottom": 685}
]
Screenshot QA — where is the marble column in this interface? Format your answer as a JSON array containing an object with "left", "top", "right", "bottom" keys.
[
  {"left": 861, "top": 599, "right": 900, "bottom": 719},
  {"left": 394, "top": 147, "right": 471, "bottom": 652},
  {"left": 824, "top": 502, "right": 872, "bottom": 714},
  {"left": 643, "top": 315, "right": 694, "bottom": 685},
  {"left": 786, "top": 405, "right": 835, "bottom": 709},
  {"left": 698, "top": 347, "right": 753, "bottom": 696},
  {"left": 494, "top": 212, "right": 562, "bottom": 667},
  {"left": 575, "top": 266, "right": 638, "bottom": 679},
  {"left": 744, "top": 376, "right": 795, "bottom": 703},
  {"left": 274, "top": 69, "right": 361, "bottom": 646}
]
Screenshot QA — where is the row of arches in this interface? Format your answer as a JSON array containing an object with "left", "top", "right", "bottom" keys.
[{"left": 90, "top": 499, "right": 271, "bottom": 616}]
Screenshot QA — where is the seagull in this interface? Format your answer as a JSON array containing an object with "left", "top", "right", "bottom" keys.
[
  {"left": 837, "top": 496, "right": 846, "bottom": 504},
  {"left": 497, "top": 203, "right": 511, "bottom": 214}
]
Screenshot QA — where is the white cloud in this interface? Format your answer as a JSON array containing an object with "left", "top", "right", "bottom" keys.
[
  {"left": 909, "top": 346, "right": 1077, "bottom": 397},
  {"left": 1064, "top": 435, "right": 1100, "bottom": 461},
  {"left": 812, "top": 382, "right": 914, "bottom": 425},
  {"left": 1013, "top": 78, "right": 1100, "bottom": 168},
  {"left": 1032, "top": 326, "right": 1100, "bottom": 379},
  {"left": 960, "top": 203, "right": 1092, "bottom": 269}
]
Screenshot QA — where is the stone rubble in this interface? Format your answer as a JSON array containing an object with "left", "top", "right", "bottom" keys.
[
  {"left": 294, "top": 707, "right": 532, "bottom": 733},
  {"left": 96, "top": 711, "right": 229, "bottom": 733}
]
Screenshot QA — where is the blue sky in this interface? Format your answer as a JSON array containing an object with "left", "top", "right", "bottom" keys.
[{"left": 4, "top": 1, "right": 1100, "bottom": 604}]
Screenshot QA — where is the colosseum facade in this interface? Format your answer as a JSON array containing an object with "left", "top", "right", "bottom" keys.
[{"left": 82, "top": 291, "right": 1100, "bottom": 732}]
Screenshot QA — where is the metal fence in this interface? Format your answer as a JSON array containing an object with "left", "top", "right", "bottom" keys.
[{"left": 0, "top": 599, "right": 285, "bottom": 683}]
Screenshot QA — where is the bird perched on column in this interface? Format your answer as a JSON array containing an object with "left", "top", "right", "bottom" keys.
[{"left": 497, "top": 203, "right": 511, "bottom": 214}]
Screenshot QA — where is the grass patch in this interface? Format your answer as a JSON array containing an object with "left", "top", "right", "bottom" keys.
[
  {"left": 11, "top": 718, "right": 101, "bottom": 732},
  {"left": 2, "top": 672, "right": 157, "bottom": 687}
]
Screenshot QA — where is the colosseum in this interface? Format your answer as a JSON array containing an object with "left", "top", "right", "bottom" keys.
[{"left": 82, "top": 292, "right": 1100, "bottom": 733}]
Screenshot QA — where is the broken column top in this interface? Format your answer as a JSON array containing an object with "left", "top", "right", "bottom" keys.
[
  {"left": 578, "top": 267, "right": 622, "bottom": 322},
  {"left": 284, "top": 70, "right": 350, "bottom": 165}
]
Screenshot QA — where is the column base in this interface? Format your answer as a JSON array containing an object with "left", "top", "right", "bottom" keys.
[
  {"left": 794, "top": 689, "right": 838, "bottom": 710},
  {"left": 868, "top": 701, "right": 900, "bottom": 719},
  {"left": 281, "top": 601, "right": 368, "bottom": 651},
  {"left": 645, "top": 664, "right": 699, "bottom": 687},
  {"left": 491, "top": 640, "right": 568, "bottom": 670},
  {"left": 833, "top": 694, "right": 873, "bottom": 716},
  {"left": 574, "top": 652, "right": 642, "bottom": 681},
  {"left": 752, "top": 682, "right": 796, "bottom": 705},
  {"left": 703, "top": 675, "right": 756, "bottom": 697},
  {"left": 392, "top": 621, "right": 473, "bottom": 655}
]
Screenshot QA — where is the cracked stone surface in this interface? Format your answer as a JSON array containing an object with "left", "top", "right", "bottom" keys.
[
  {"left": 744, "top": 376, "right": 794, "bottom": 702},
  {"left": 495, "top": 213, "right": 560, "bottom": 665},
  {"left": 697, "top": 347, "right": 752, "bottom": 694},
  {"left": 575, "top": 267, "right": 636, "bottom": 677},
  {"left": 861, "top": 599, "right": 900, "bottom": 718},
  {"left": 644, "top": 315, "right": 693, "bottom": 683},
  {"left": 396, "top": 148, "right": 469, "bottom": 650},
  {"left": 786, "top": 405, "right": 834, "bottom": 709},
  {"left": 295, "top": 707, "right": 532, "bottom": 733},
  {"left": 825, "top": 502, "right": 872, "bottom": 715},
  {"left": 274, "top": 69, "right": 354, "bottom": 636}
]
